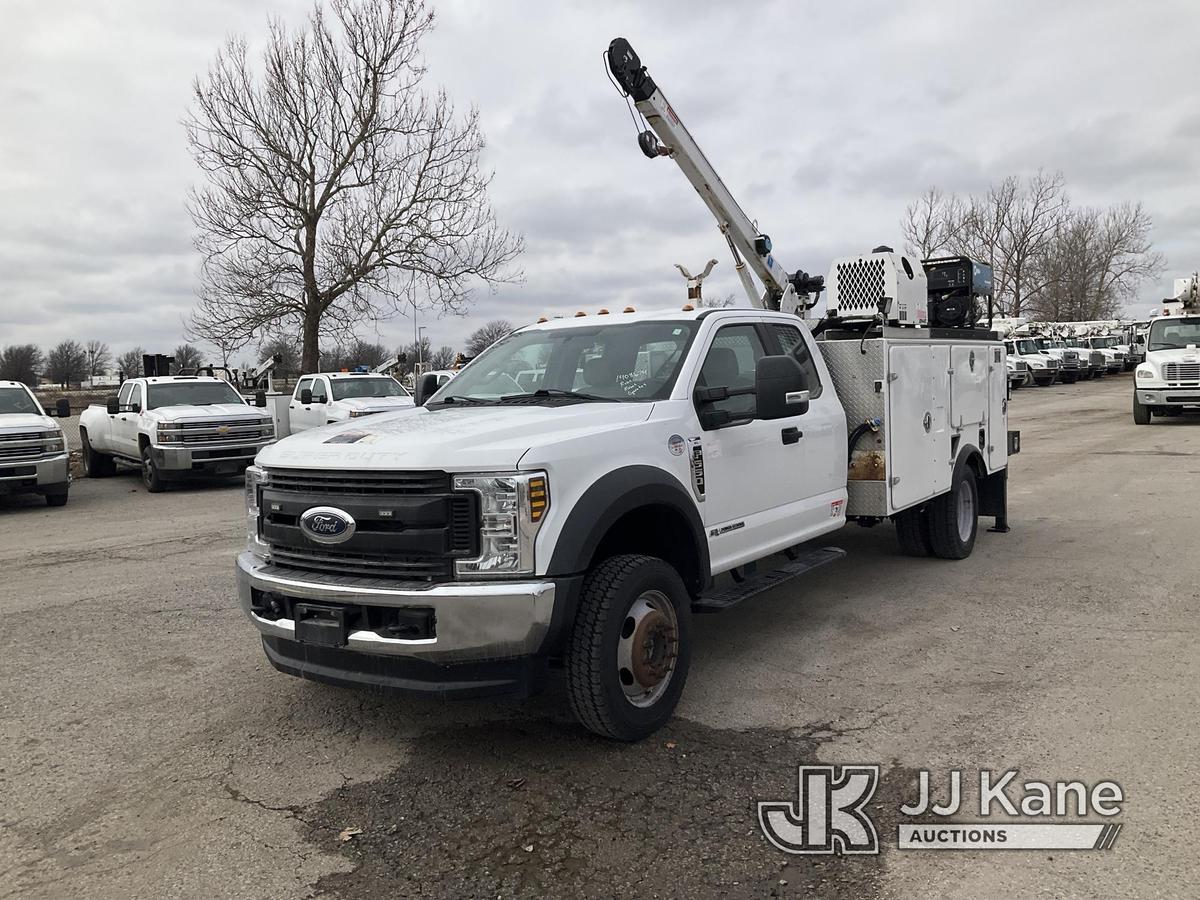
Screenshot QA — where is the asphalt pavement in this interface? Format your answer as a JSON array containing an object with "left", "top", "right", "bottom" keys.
[{"left": 1, "top": 374, "right": 1196, "bottom": 899}]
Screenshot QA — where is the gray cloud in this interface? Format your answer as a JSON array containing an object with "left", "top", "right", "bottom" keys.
[{"left": 2, "top": 0, "right": 1198, "bottom": 362}]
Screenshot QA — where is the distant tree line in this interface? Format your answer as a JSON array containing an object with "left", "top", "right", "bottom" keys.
[
  {"left": 902, "top": 171, "right": 1165, "bottom": 320},
  {"left": 1, "top": 318, "right": 516, "bottom": 390}
]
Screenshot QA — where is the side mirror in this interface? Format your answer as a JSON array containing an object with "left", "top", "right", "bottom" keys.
[
  {"left": 130, "top": 402, "right": 142, "bottom": 414},
  {"left": 755, "top": 355, "right": 811, "bottom": 419},
  {"left": 254, "top": 390, "right": 267, "bottom": 408},
  {"left": 55, "top": 398, "right": 71, "bottom": 417},
  {"left": 414, "top": 372, "right": 440, "bottom": 406},
  {"left": 106, "top": 396, "right": 120, "bottom": 415},
  {"left": 300, "top": 388, "right": 313, "bottom": 405}
]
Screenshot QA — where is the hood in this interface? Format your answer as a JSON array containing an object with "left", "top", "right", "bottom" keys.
[
  {"left": 1145, "top": 347, "right": 1200, "bottom": 366},
  {"left": 149, "top": 403, "right": 272, "bottom": 424},
  {"left": 259, "top": 402, "right": 654, "bottom": 471},
  {"left": 0, "top": 413, "right": 56, "bottom": 433},
  {"left": 336, "top": 396, "right": 416, "bottom": 413}
]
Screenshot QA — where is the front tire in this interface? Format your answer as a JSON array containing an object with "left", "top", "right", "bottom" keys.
[
  {"left": 927, "top": 467, "right": 979, "bottom": 560},
  {"left": 141, "top": 446, "right": 166, "bottom": 493},
  {"left": 45, "top": 489, "right": 69, "bottom": 507},
  {"left": 565, "top": 554, "right": 692, "bottom": 741},
  {"left": 1133, "top": 396, "right": 1151, "bottom": 425}
]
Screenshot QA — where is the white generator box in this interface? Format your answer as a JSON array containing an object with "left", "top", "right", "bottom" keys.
[
  {"left": 817, "top": 332, "right": 1008, "bottom": 517},
  {"left": 824, "top": 249, "right": 929, "bottom": 327}
]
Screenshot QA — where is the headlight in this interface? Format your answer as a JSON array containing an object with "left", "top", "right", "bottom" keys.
[
  {"left": 40, "top": 430, "right": 65, "bottom": 453},
  {"left": 156, "top": 424, "right": 182, "bottom": 444},
  {"left": 1136, "top": 368, "right": 1154, "bottom": 380},
  {"left": 1028, "top": 359, "right": 1046, "bottom": 369},
  {"left": 260, "top": 422, "right": 276, "bottom": 438},
  {"left": 245, "top": 466, "right": 271, "bottom": 560},
  {"left": 453, "top": 472, "right": 549, "bottom": 577}
]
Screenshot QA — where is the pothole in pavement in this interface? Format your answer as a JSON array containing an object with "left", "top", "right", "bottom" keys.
[{"left": 303, "top": 717, "right": 919, "bottom": 899}]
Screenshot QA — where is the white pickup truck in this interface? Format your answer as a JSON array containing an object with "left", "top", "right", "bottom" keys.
[
  {"left": 79, "top": 376, "right": 275, "bottom": 492},
  {"left": 238, "top": 298, "right": 1017, "bottom": 740},
  {"left": 0, "top": 381, "right": 71, "bottom": 507},
  {"left": 285, "top": 372, "right": 414, "bottom": 434}
]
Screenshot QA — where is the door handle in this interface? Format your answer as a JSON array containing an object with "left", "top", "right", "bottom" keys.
[{"left": 781, "top": 426, "right": 802, "bottom": 445}]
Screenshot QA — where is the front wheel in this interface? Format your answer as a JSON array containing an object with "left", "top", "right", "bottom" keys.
[
  {"left": 1133, "top": 396, "right": 1151, "bottom": 424},
  {"left": 927, "top": 467, "right": 979, "bottom": 560},
  {"left": 45, "top": 489, "right": 69, "bottom": 507},
  {"left": 565, "top": 554, "right": 692, "bottom": 741},
  {"left": 141, "top": 446, "right": 166, "bottom": 493}
]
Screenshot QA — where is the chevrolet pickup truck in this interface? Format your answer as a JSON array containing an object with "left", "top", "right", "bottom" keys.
[
  {"left": 238, "top": 299, "right": 1016, "bottom": 740},
  {"left": 0, "top": 381, "right": 70, "bottom": 507},
  {"left": 286, "top": 372, "right": 414, "bottom": 434},
  {"left": 79, "top": 375, "right": 275, "bottom": 491}
]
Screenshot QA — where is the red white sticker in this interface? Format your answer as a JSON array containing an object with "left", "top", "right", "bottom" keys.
[{"left": 830, "top": 499, "right": 845, "bottom": 517}]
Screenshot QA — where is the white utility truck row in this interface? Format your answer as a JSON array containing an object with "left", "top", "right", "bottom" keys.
[
  {"left": 0, "top": 380, "right": 71, "bottom": 506},
  {"left": 234, "top": 38, "right": 1018, "bottom": 740}
]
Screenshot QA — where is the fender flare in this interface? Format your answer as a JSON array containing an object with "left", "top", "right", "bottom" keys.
[{"left": 545, "top": 465, "right": 709, "bottom": 590}]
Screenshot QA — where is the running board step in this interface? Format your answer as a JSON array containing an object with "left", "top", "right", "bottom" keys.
[{"left": 692, "top": 547, "right": 846, "bottom": 614}]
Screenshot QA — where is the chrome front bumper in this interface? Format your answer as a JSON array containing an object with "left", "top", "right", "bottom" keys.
[
  {"left": 0, "top": 452, "right": 68, "bottom": 488},
  {"left": 154, "top": 441, "right": 271, "bottom": 472},
  {"left": 1138, "top": 388, "right": 1200, "bottom": 406},
  {"left": 236, "top": 552, "right": 557, "bottom": 663}
]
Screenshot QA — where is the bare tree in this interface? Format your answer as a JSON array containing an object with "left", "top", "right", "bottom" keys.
[
  {"left": 258, "top": 336, "right": 303, "bottom": 376},
  {"left": 84, "top": 340, "right": 111, "bottom": 380},
  {"left": 1030, "top": 203, "right": 1164, "bottom": 321},
  {"left": 173, "top": 343, "right": 204, "bottom": 372},
  {"left": 0, "top": 345, "right": 43, "bottom": 386},
  {"left": 116, "top": 347, "right": 145, "bottom": 381},
  {"left": 324, "top": 338, "right": 390, "bottom": 370},
  {"left": 46, "top": 341, "right": 88, "bottom": 388},
  {"left": 901, "top": 187, "right": 965, "bottom": 259},
  {"left": 428, "top": 344, "right": 456, "bottom": 370},
  {"left": 694, "top": 292, "right": 736, "bottom": 309},
  {"left": 185, "top": 0, "right": 522, "bottom": 371},
  {"left": 466, "top": 319, "right": 512, "bottom": 356}
]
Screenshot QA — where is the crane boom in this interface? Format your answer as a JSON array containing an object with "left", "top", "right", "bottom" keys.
[{"left": 606, "top": 37, "right": 822, "bottom": 313}]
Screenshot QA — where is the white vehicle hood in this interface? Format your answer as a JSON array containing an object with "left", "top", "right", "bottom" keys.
[
  {"left": 1146, "top": 347, "right": 1200, "bottom": 366},
  {"left": 259, "top": 402, "right": 654, "bottom": 471},
  {"left": 334, "top": 396, "right": 416, "bottom": 414},
  {"left": 0, "top": 413, "right": 56, "bottom": 433},
  {"left": 149, "top": 403, "right": 271, "bottom": 424}
]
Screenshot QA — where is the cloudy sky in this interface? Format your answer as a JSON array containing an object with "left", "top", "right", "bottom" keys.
[{"left": 2, "top": 0, "right": 1198, "bottom": 365}]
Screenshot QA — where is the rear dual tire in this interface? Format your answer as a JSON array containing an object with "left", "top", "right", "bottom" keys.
[
  {"left": 894, "top": 467, "right": 979, "bottom": 561},
  {"left": 81, "top": 430, "right": 116, "bottom": 478}
]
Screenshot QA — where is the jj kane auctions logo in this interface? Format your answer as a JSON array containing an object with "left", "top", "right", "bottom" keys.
[{"left": 759, "top": 766, "right": 1124, "bottom": 854}]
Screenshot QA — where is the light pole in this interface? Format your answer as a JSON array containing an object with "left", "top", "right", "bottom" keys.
[{"left": 417, "top": 326, "right": 427, "bottom": 371}]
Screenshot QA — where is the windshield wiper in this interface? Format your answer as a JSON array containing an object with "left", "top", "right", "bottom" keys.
[
  {"left": 430, "top": 395, "right": 493, "bottom": 406},
  {"left": 498, "top": 388, "right": 613, "bottom": 403}
]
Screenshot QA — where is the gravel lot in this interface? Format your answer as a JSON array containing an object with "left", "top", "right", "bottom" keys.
[{"left": 2, "top": 374, "right": 1196, "bottom": 899}]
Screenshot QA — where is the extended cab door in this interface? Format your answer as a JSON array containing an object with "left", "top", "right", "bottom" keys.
[
  {"left": 111, "top": 382, "right": 142, "bottom": 459},
  {"left": 690, "top": 320, "right": 846, "bottom": 574},
  {"left": 289, "top": 377, "right": 328, "bottom": 432}
]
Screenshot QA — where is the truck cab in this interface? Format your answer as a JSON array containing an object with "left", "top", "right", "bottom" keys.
[
  {"left": 1004, "top": 338, "right": 1061, "bottom": 385},
  {"left": 0, "top": 381, "right": 70, "bottom": 507},
  {"left": 1133, "top": 314, "right": 1200, "bottom": 423},
  {"left": 78, "top": 376, "right": 275, "bottom": 491},
  {"left": 1087, "top": 336, "right": 1126, "bottom": 373},
  {"left": 287, "top": 372, "right": 414, "bottom": 433},
  {"left": 1031, "top": 337, "right": 1082, "bottom": 383}
]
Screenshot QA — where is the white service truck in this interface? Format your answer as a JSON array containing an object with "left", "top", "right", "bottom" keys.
[
  {"left": 1004, "top": 338, "right": 1061, "bottom": 386},
  {"left": 235, "top": 38, "right": 1018, "bottom": 740},
  {"left": 79, "top": 375, "right": 275, "bottom": 491},
  {"left": 0, "top": 381, "right": 71, "bottom": 507},
  {"left": 285, "top": 372, "right": 414, "bottom": 434},
  {"left": 1133, "top": 276, "right": 1200, "bottom": 423}
]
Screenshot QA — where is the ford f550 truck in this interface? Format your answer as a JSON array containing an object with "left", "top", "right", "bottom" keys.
[
  {"left": 235, "top": 37, "right": 1017, "bottom": 740},
  {"left": 79, "top": 376, "right": 275, "bottom": 491},
  {"left": 0, "top": 381, "right": 71, "bottom": 507}
]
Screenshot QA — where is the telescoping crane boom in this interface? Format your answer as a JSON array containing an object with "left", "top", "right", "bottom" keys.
[{"left": 605, "top": 37, "right": 825, "bottom": 315}]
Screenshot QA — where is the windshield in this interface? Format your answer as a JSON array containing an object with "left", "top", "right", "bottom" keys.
[
  {"left": 331, "top": 377, "right": 410, "bottom": 401},
  {"left": 147, "top": 381, "right": 244, "bottom": 409},
  {"left": 0, "top": 386, "right": 41, "bottom": 415},
  {"left": 1015, "top": 340, "right": 1041, "bottom": 355},
  {"left": 1148, "top": 317, "right": 1200, "bottom": 352},
  {"left": 1090, "top": 336, "right": 1119, "bottom": 349},
  {"left": 432, "top": 320, "right": 698, "bottom": 404},
  {"left": 1033, "top": 338, "right": 1050, "bottom": 349}
]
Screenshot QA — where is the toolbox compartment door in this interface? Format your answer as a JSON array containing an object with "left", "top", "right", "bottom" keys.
[
  {"left": 887, "top": 344, "right": 951, "bottom": 510},
  {"left": 950, "top": 345, "right": 989, "bottom": 430},
  {"left": 987, "top": 344, "right": 1008, "bottom": 470}
]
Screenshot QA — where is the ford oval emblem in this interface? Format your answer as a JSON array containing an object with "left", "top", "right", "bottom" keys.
[{"left": 299, "top": 506, "right": 356, "bottom": 545}]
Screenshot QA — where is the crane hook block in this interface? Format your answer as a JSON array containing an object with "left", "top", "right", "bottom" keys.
[
  {"left": 638, "top": 131, "right": 670, "bottom": 158},
  {"left": 608, "top": 37, "right": 657, "bottom": 102}
]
